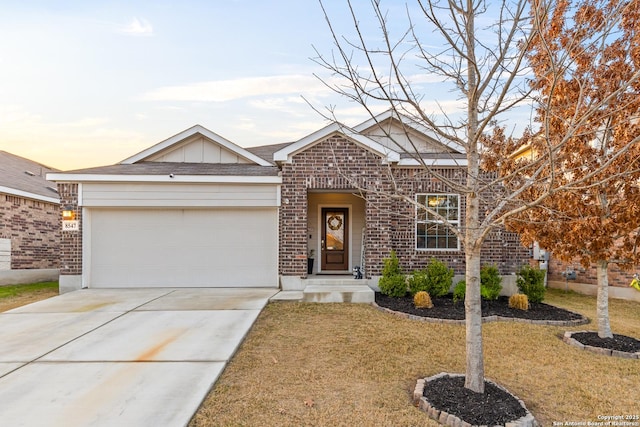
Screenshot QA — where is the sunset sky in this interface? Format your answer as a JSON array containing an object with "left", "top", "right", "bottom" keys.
[{"left": 0, "top": 0, "right": 532, "bottom": 171}]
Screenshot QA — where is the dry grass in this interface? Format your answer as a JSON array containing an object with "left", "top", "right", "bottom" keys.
[
  {"left": 191, "top": 288, "right": 640, "bottom": 426},
  {"left": 0, "top": 282, "right": 58, "bottom": 312}
]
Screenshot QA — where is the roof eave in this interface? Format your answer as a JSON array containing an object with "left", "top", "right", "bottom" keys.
[
  {"left": 0, "top": 185, "right": 60, "bottom": 204},
  {"left": 46, "top": 173, "right": 282, "bottom": 185}
]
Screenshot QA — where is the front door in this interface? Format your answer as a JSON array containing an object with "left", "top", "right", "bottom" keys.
[{"left": 321, "top": 208, "right": 349, "bottom": 271}]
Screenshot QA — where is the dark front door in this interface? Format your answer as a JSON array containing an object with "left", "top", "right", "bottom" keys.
[{"left": 321, "top": 208, "right": 349, "bottom": 271}]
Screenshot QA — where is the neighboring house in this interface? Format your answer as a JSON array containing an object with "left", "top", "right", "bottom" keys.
[
  {"left": 0, "top": 151, "right": 60, "bottom": 272},
  {"left": 48, "top": 112, "right": 530, "bottom": 293},
  {"left": 511, "top": 142, "right": 640, "bottom": 301}
]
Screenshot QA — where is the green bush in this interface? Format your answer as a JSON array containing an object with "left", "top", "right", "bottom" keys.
[
  {"left": 480, "top": 264, "right": 502, "bottom": 300},
  {"left": 453, "top": 280, "right": 466, "bottom": 304},
  {"left": 407, "top": 259, "right": 454, "bottom": 297},
  {"left": 378, "top": 250, "right": 407, "bottom": 297},
  {"left": 407, "top": 269, "right": 428, "bottom": 295},
  {"left": 516, "top": 264, "right": 546, "bottom": 303}
]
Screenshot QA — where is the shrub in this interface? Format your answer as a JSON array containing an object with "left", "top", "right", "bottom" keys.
[
  {"left": 426, "top": 258, "right": 454, "bottom": 297},
  {"left": 413, "top": 291, "right": 433, "bottom": 309},
  {"left": 480, "top": 264, "right": 502, "bottom": 300},
  {"left": 453, "top": 280, "right": 466, "bottom": 304},
  {"left": 508, "top": 293, "right": 529, "bottom": 311},
  {"left": 407, "top": 269, "right": 428, "bottom": 296},
  {"left": 378, "top": 250, "right": 407, "bottom": 297},
  {"left": 516, "top": 264, "right": 546, "bottom": 303},
  {"left": 407, "top": 259, "right": 454, "bottom": 297}
]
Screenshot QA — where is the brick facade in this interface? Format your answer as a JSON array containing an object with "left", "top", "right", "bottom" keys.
[
  {"left": 57, "top": 183, "right": 82, "bottom": 276},
  {"left": 548, "top": 256, "right": 637, "bottom": 288},
  {"left": 279, "top": 135, "right": 531, "bottom": 279},
  {"left": 0, "top": 193, "right": 60, "bottom": 269},
  {"left": 280, "top": 136, "right": 393, "bottom": 277}
]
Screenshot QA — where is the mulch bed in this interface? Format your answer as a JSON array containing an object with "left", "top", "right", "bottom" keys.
[
  {"left": 571, "top": 331, "right": 640, "bottom": 353},
  {"left": 421, "top": 375, "right": 527, "bottom": 426},
  {"left": 377, "top": 292, "right": 637, "bottom": 425},
  {"left": 374, "top": 292, "right": 585, "bottom": 322}
]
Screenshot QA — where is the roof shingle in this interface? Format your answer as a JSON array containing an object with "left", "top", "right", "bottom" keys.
[{"left": 0, "top": 151, "right": 59, "bottom": 200}]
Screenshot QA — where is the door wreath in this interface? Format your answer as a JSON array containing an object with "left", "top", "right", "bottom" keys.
[{"left": 327, "top": 215, "right": 343, "bottom": 231}]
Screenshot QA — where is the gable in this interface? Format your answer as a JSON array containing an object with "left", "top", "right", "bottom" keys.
[
  {"left": 353, "top": 110, "right": 465, "bottom": 155},
  {"left": 273, "top": 122, "right": 400, "bottom": 164},
  {"left": 359, "top": 118, "right": 456, "bottom": 155},
  {"left": 121, "top": 125, "right": 272, "bottom": 166},
  {"left": 145, "top": 134, "right": 251, "bottom": 164}
]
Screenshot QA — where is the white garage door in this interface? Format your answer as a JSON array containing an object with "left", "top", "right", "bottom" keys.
[{"left": 87, "top": 208, "right": 278, "bottom": 288}]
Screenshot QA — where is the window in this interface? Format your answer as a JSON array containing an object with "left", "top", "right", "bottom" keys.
[{"left": 416, "top": 194, "right": 460, "bottom": 250}]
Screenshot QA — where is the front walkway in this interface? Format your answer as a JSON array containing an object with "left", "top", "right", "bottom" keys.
[{"left": 0, "top": 287, "right": 276, "bottom": 427}]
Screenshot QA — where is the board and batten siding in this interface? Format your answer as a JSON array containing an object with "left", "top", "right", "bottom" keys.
[
  {"left": 80, "top": 182, "right": 280, "bottom": 208},
  {"left": 146, "top": 135, "right": 253, "bottom": 164}
]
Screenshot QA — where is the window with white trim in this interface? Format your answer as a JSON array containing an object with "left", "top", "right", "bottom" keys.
[{"left": 416, "top": 194, "right": 460, "bottom": 250}]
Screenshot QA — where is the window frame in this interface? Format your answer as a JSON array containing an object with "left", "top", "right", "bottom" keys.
[{"left": 415, "top": 193, "right": 461, "bottom": 251}]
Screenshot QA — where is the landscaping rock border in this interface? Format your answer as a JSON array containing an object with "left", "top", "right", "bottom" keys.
[
  {"left": 372, "top": 302, "right": 590, "bottom": 327},
  {"left": 562, "top": 331, "right": 640, "bottom": 359},
  {"left": 413, "top": 373, "right": 538, "bottom": 427}
]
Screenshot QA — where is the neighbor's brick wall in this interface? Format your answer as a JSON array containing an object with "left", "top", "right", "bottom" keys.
[
  {"left": 0, "top": 193, "right": 60, "bottom": 269},
  {"left": 548, "top": 257, "right": 637, "bottom": 288},
  {"left": 279, "top": 135, "right": 394, "bottom": 278},
  {"left": 57, "top": 183, "right": 82, "bottom": 275}
]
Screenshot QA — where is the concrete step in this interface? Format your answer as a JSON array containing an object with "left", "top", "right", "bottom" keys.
[
  {"left": 302, "top": 284, "right": 374, "bottom": 303},
  {"left": 304, "top": 277, "right": 364, "bottom": 286}
]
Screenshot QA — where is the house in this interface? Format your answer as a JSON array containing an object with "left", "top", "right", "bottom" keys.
[
  {"left": 48, "top": 112, "right": 530, "bottom": 294},
  {"left": 0, "top": 151, "right": 60, "bottom": 284}
]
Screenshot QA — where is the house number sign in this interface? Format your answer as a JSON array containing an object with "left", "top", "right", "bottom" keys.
[{"left": 62, "top": 220, "right": 79, "bottom": 231}]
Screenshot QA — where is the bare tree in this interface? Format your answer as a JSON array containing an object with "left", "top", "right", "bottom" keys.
[{"left": 314, "top": 0, "right": 640, "bottom": 393}]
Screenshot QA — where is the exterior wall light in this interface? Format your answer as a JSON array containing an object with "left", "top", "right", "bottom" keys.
[{"left": 62, "top": 206, "right": 76, "bottom": 221}]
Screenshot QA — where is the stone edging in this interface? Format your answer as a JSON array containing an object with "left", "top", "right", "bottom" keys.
[
  {"left": 563, "top": 331, "right": 640, "bottom": 359},
  {"left": 413, "top": 373, "right": 538, "bottom": 427},
  {"left": 372, "top": 302, "right": 590, "bottom": 327}
]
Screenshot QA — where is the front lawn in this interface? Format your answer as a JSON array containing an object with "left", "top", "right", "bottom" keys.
[
  {"left": 0, "top": 281, "right": 58, "bottom": 312},
  {"left": 190, "top": 288, "right": 640, "bottom": 426}
]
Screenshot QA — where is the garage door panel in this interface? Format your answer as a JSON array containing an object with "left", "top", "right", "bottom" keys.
[{"left": 89, "top": 208, "right": 277, "bottom": 288}]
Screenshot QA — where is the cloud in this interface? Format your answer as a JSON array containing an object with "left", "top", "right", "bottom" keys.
[
  {"left": 119, "top": 18, "right": 154, "bottom": 36},
  {"left": 140, "top": 75, "right": 333, "bottom": 103}
]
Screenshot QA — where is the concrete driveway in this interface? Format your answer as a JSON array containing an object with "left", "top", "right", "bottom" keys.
[{"left": 0, "top": 287, "right": 277, "bottom": 427}]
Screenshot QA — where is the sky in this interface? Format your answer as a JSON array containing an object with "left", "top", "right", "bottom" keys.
[{"left": 0, "top": 1, "right": 533, "bottom": 171}]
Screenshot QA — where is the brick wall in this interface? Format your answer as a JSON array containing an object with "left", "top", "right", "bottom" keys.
[
  {"left": 279, "top": 136, "right": 393, "bottom": 278},
  {"left": 0, "top": 193, "right": 60, "bottom": 269},
  {"left": 279, "top": 136, "right": 532, "bottom": 278},
  {"left": 389, "top": 168, "right": 530, "bottom": 275},
  {"left": 57, "top": 183, "right": 82, "bottom": 275},
  {"left": 548, "top": 256, "right": 637, "bottom": 288}
]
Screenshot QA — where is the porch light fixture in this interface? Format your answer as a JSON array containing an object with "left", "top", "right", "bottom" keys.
[{"left": 62, "top": 205, "right": 76, "bottom": 221}]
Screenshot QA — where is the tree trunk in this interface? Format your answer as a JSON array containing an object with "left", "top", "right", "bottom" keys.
[
  {"left": 464, "top": 245, "right": 484, "bottom": 393},
  {"left": 595, "top": 259, "right": 613, "bottom": 339},
  {"left": 463, "top": 0, "right": 484, "bottom": 394},
  {"left": 464, "top": 189, "right": 484, "bottom": 392}
]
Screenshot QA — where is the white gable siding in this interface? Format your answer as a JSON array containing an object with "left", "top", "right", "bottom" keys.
[
  {"left": 81, "top": 182, "right": 279, "bottom": 208},
  {"left": 361, "top": 120, "right": 453, "bottom": 154},
  {"left": 147, "top": 135, "right": 251, "bottom": 164}
]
